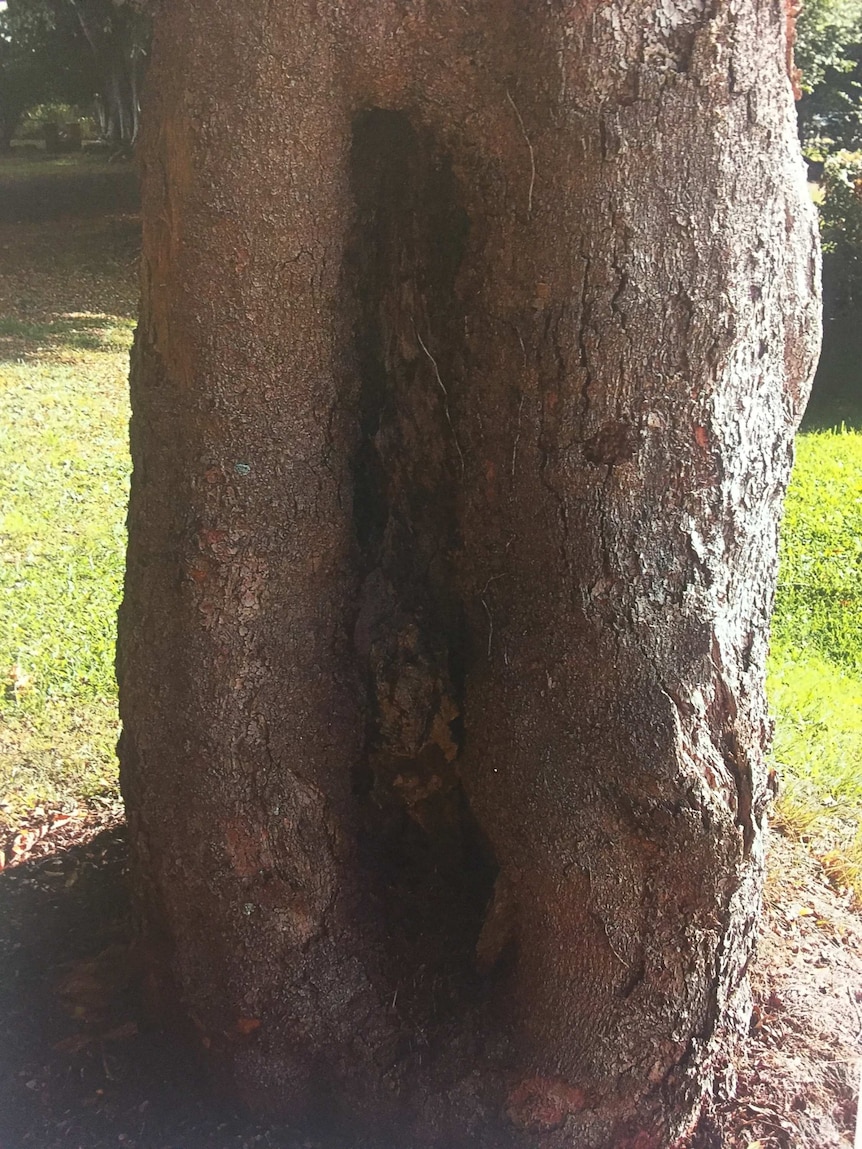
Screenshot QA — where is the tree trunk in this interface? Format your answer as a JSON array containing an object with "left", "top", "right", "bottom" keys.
[
  {"left": 119, "top": 2, "right": 820, "bottom": 1145},
  {"left": 0, "top": 115, "right": 18, "bottom": 153},
  {"left": 68, "top": 0, "right": 142, "bottom": 145}
]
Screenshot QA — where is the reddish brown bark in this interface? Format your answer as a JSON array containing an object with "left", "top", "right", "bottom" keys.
[{"left": 119, "top": 2, "right": 820, "bottom": 1145}]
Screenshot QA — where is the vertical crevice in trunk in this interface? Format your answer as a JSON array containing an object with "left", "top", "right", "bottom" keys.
[{"left": 346, "top": 109, "right": 498, "bottom": 1031}]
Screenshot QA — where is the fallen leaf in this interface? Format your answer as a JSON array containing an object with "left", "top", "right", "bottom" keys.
[
  {"left": 5, "top": 663, "right": 33, "bottom": 696},
  {"left": 787, "top": 904, "right": 813, "bottom": 921},
  {"left": 12, "top": 831, "right": 31, "bottom": 856},
  {"left": 765, "top": 989, "right": 785, "bottom": 1012}
]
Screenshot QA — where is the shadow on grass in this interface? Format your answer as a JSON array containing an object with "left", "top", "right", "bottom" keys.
[
  {"left": 0, "top": 314, "right": 136, "bottom": 360},
  {"left": 0, "top": 155, "right": 139, "bottom": 225}
]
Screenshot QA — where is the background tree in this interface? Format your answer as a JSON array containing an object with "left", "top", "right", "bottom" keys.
[
  {"left": 796, "top": 0, "right": 862, "bottom": 154},
  {"left": 0, "top": 0, "right": 92, "bottom": 150},
  {"left": 817, "top": 149, "right": 862, "bottom": 309},
  {"left": 0, "top": 0, "right": 149, "bottom": 148},
  {"left": 64, "top": 0, "right": 149, "bottom": 144},
  {"left": 795, "top": 0, "right": 862, "bottom": 415},
  {"left": 119, "top": 2, "right": 820, "bottom": 1146}
]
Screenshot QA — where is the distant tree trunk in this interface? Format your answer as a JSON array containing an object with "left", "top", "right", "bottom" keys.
[
  {"left": 119, "top": 2, "right": 820, "bottom": 1145},
  {"left": 0, "top": 113, "right": 19, "bottom": 153},
  {"left": 66, "top": 0, "right": 148, "bottom": 145},
  {"left": 107, "top": 64, "right": 125, "bottom": 142}
]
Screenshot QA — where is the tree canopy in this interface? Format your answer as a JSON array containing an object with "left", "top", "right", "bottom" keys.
[
  {"left": 797, "top": 0, "right": 862, "bottom": 153},
  {"left": 0, "top": 0, "right": 149, "bottom": 148},
  {"left": 0, "top": 0, "right": 91, "bottom": 149}
]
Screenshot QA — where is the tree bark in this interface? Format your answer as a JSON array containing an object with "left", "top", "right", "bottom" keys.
[{"left": 119, "top": 2, "right": 820, "bottom": 1145}]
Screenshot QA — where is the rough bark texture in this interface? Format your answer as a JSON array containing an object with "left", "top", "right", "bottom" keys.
[{"left": 119, "top": 2, "right": 820, "bottom": 1145}]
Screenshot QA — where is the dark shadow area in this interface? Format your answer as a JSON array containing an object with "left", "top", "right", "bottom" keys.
[
  {"left": 347, "top": 109, "right": 498, "bottom": 1034},
  {"left": 0, "top": 157, "right": 139, "bottom": 224},
  {"left": 0, "top": 827, "right": 205, "bottom": 1148},
  {"left": 0, "top": 827, "right": 376, "bottom": 1149},
  {"left": 802, "top": 305, "right": 862, "bottom": 430}
]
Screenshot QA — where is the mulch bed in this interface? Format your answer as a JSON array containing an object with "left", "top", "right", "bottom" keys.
[
  {"left": 695, "top": 834, "right": 862, "bottom": 1148},
  {"left": 0, "top": 812, "right": 858, "bottom": 1149}
]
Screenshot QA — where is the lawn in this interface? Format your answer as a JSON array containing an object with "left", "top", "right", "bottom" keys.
[
  {"left": 0, "top": 342, "right": 132, "bottom": 823},
  {"left": 0, "top": 166, "right": 138, "bottom": 835},
  {"left": 769, "top": 426, "right": 862, "bottom": 893}
]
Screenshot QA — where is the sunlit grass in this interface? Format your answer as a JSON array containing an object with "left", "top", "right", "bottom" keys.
[
  {"left": 0, "top": 319, "right": 131, "bottom": 826},
  {"left": 769, "top": 425, "right": 862, "bottom": 898},
  {"left": 772, "top": 428, "right": 862, "bottom": 671}
]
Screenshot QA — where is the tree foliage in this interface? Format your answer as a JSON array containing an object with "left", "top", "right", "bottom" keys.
[
  {"left": 819, "top": 148, "right": 862, "bottom": 308},
  {"left": 796, "top": 0, "right": 862, "bottom": 152},
  {"left": 0, "top": 0, "right": 89, "bottom": 149},
  {"left": 0, "top": 0, "right": 150, "bottom": 148},
  {"left": 795, "top": 1, "right": 862, "bottom": 319}
]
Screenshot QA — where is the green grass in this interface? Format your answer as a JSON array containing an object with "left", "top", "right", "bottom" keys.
[
  {"left": 769, "top": 425, "right": 862, "bottom": 896},
  {"left": 0, "top": 316, "right": 132, "bottom": 826}
]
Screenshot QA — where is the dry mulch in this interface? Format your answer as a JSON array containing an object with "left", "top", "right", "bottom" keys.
[
  {"left": 0, "top": 813, "right": 858, "bottom": 1149},
  {"left": 696, "top": 833, "right": 862, "bottom": 1148}
]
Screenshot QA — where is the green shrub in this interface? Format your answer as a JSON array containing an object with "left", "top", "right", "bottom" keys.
[
  {"left": 819, "top": 149, "right": 862, "bottom": 310},
  {"left": 17, "top": 102, "right": 97, "bottom": 142}
]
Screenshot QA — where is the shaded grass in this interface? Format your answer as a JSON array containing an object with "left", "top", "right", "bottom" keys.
[
  {"left": 769, "top": 425, "right": 862, "bottom": 897},
  {"left": 0, "top": 153, "right": 113, "bottom": 178},
  {"left": 802, "top": 311, "right": 862, "bottom": 432},
  {"left": 0, "top": 314, "right": 135, "bottom": 358},
  {"left": 0, "top": 151, "right": 139, "bottom": 225}
]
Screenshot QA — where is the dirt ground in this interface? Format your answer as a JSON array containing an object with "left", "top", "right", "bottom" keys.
[{"left": 0, "top": 809, "right": 858, "bottom": 1149}]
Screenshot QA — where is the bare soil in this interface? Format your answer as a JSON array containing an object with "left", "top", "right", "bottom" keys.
[{"left": 0, "top": 811, "right": 858, "bottom": 1149}]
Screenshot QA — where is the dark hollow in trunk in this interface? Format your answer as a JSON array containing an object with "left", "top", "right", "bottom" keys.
[{"left": 347, "top": 105, "right": 498, "bottom": 1041}]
